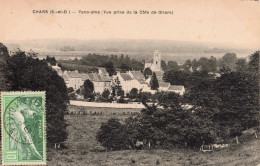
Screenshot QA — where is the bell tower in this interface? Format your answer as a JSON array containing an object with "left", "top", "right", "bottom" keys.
[{"left": 153, "top": 50, "right": 161, "bottom": 71}]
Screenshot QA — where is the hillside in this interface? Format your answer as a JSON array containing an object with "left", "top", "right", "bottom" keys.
[{"left": 46, "top": 106, "right": 260, "bottom": 166}]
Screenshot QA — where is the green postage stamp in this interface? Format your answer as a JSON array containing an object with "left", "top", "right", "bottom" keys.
[{"left": 1, "top": 91, "right": 46, "bottom": 165}]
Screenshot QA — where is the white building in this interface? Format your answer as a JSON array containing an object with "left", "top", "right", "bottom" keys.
[
  {"left": 63, "top": 70, "right": 83, "bottom": 90},
  {"left": 116, "top": 72, "right": 142, "bottom": 94},
  {"left": 116, "top": 71, "right": 156, "bottom": 94}
]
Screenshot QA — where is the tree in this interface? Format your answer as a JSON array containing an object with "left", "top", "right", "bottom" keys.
[
  {"left": 157, "top": 92, "right": 182, "bottom": 108},
  {"left": 117, "top": 88, "right": 125, "bottom": 97},
  {"left": 150, "top": 73, "right": 159, "bottom": 90},
  {"left": 248, "top": 51, "right": 259, "bottom": 78},
  {"left": 214, "top": 72, "right": 259, "bottom": 137},
  {"left": 191, "top": 59, "right": 200, "bottom": 71},
  {"left": 96, "top": 118, "right": 128, "bottom": 150},
  {"left": 235, "top": 58, "right": 247, "bottom": 73},
  {"left": 121, "top": 63, "right": 131, "bottom": 72},
  {"left": 208, "top": 56, "right": 217, "bottom": 72},
  {"left": 104, "top": 62, "right": 116, "bottom": 76},
  {"left": 129, "top": 88, "right": 138, "bottom": 99},
  {"left": 167, "top": 61, "right": 179, "bottom": 71},
  {"left": 82, "top": 80, "right": 94, "bottom": 100},
  {"left": 114, "top": 76, "right": 124, "bottom": 97},
  {"left": 112, "top": 87, "right": 116, "bottom": 97},
  {"left": 218, "top": 53, "right": 237, "bottom": 71},
  {"left": 0, "top": 43, "right": 13, "bottom": 141},
  {"left": 0, "top": 43, "right": 12, "bottom": 91},
  {"left": 143, "top": 67, "right": 152, "bottom": 78},
  {"left": 67, "top": 87, "right": 74, "bottom": 94},
  {"left": 119, "top": 54, "right": 125, "bottom": 66},
  {"left": 182, "top": 59, "right": 192, "bottom": 72},
  {"left": 199, "top": 57, "right": 216, "bottom": 73},
  {"left": 6, "top": 49, "right": 68, "bottom": 146},
  {"left": 69, "top": 92, "right": 76, "bottom": 100},
  {"left": 138, "top": 92, "right": 152, "bottom": 103},
  {"left": 163, "top": 70, "right": 190, "bottom": 88},
  {"left": 161, "top": 60, "right": 167, "bottom": 71},
  {"left": 102, "top": 89, "right": 110, "bottom": 99},
  {"left": 45, "top": 56, "right": 57, "bottom": 66}
]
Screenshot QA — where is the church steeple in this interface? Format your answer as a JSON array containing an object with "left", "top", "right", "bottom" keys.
[{"left": 153, "top": 50, "right": 161, "bottom": 71}]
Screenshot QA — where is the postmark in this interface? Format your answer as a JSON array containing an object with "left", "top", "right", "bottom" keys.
[{"left": 1, "top": 91, "right": 46, "bottom": 165}]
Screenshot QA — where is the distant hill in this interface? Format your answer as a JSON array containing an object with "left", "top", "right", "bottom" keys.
[
  {"left": 4, "top": 39, "right": 255, "bottom": 63},
  {"left": 5, "top": 38, "right": 253, "bottom": 53}
]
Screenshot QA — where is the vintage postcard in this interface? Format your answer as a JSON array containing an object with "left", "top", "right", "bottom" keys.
[
  {"left": 1, "top": 92, "right": 46, "bottom": 165},
  {"left": 0, "top": 0, "right": 260, "bottom": 165}
]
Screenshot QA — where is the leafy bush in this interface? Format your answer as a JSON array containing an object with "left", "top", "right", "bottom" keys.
[{"left": 96, "top": 118, "right": 129, "bottom": 150}]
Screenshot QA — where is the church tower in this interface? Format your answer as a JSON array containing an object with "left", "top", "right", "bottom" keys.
[{"left": 152, "top": 50, "right": 161, "bottom": 71}]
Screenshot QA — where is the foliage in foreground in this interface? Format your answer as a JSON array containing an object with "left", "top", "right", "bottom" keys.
[{"left": 0, "top": 44, "right": 69, "bottom": 146}]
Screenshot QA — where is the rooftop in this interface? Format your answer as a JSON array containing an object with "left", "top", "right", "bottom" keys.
[
  {"left": 99, "top": 68, "right": 108, "bottom": 75},
  {"left": 159, "top": 82, "right": 170, "bottom": 88},
  {"left": 130, "top": 71, "right": 145, "bottom": 83},
  {"left": 120, "top": 73, "right": 133, "bottom": 81},
  {"left": 168, "top": 85, "right": 184, "bottom": 91},
  {"left": 88, "top": 73, "right": 111, "bottom": 82},
  {"left": 66, "top": 71, "right": 82, "bottom": 78},
  {"left": 81, "top": 73, "right": 91, "bottom": 81}
]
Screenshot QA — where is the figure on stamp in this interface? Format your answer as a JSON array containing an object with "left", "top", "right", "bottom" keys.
[{"left": 8, "top": 97, "right": 43, "bottom": 160}]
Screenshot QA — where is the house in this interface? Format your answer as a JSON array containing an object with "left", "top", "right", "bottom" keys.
[
  {"left": 158, "top": 81, "right": 185, "bottom": 95},
  {"left": 63, "top": 70, "right": 112, "bottom": 94},
  {"left": 87, "top": 73, "right": 112, "bottom": 94},
  {"left": 116, "top": 72, "right": 142, "bottom": 94},
  {"left": 144, "top": 50, "right": 162, "bottom": 72},
  {"left": 62, "top": 70, "right": 83, "bottom": 90},
  {"left": 128, "top": 71, "right": 152, "bottom": 93},
  {"left": 168, "top": 85, "right": 185, "bottom": 95},
  {"left": 158, "top": 81, "right": 170, "bottom": 91}
]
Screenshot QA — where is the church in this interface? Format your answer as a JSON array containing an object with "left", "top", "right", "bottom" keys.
[
  {"left": 144, "top": 50, "right": 162, "bottom": 72},
  {"left": 144, "top": 50, "right": 185, "bottom": 95}
]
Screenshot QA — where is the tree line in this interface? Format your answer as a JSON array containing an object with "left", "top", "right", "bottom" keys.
[
  {"left": 59, "top": 53, "right": 144, "bottom": 75},
  {"left": 161, "top": 52, "right": 247, "bottom": 74}
]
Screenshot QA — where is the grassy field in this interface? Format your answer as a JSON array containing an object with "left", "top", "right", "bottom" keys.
[{"left": 47, "top": 106, "right": 260, "bottom": 166}]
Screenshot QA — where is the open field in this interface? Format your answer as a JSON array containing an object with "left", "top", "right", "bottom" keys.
[{"left": 46, "top": 105, "right": 260, "bottom": 166}]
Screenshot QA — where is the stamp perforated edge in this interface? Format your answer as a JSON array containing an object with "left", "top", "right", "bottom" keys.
[{"left": 1, "top": 91, "right": 47, "bottom": 166}]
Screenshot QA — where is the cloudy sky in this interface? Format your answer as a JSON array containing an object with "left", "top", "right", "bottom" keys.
[{"left": 0, "top": 0, "right": 260, "bottom": 49}]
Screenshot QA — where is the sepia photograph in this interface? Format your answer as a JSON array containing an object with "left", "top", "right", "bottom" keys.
[{"left": 0, "top": 0, "right": 260, "bottom": 165}]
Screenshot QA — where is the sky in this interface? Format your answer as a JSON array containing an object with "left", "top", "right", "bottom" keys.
[{"left": 0, "top": 0, "right": 260, "bottom": 49}]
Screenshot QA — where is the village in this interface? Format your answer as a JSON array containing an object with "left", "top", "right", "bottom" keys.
[{"left": 51, "top": 50, "right": 185, "bottom": 102}]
